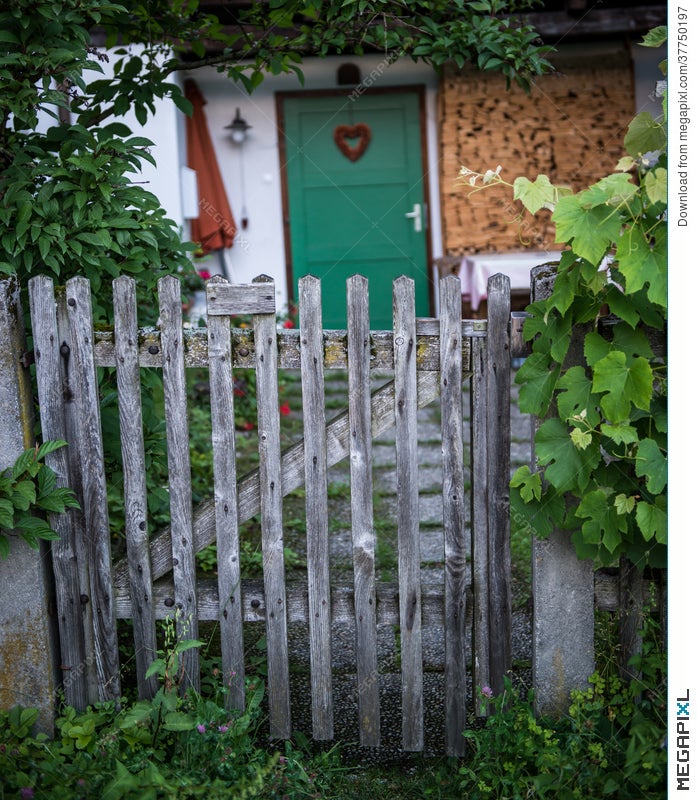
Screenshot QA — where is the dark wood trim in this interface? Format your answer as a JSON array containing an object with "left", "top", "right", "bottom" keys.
[
  {"left": 516, "top": 5, "right": 666, "bottom": 39},
  {"left": 275, "top": 85, "right": 434, "bottom": 314}
]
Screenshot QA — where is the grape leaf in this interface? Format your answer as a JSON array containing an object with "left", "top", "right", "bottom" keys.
[
  {"left": 570, "top": 428, "right": 593, "bottom": 450},
  {"left": 510, "top": 482, "right": 565, "bottom": 540},
  {"left": 591, "top": 352, "right": 653, "bottom": 422},
  {"left": 535, "top": 417, "right": 599, "bottom": 492},
  {"left": 511, "top": 465, "right": 541, "bottom": 503},
  {"left": 635, "top": 496, "right": 667, "bottom": 544},
  {"left": 513, "top": 174, "right": 557, "bottom": 214},
  {"left": 615, "top": 225, "right": 667, "bottom": 307},
  {"left": 635, "top": 438, "right": 667, "bottom": 494},
  {"left": 614, "top": 493, "right": 636, "bottom": 515},
  {"left": 624, "top": 111, "right": 666, "bottom": 157},
  {"left": 552, "top": 195, "right": 623, "bottom": 265},
  {"left": 577, "top": 173, "right": 639, "bottom": 208},
  {"left": 516, "top": 353, "right": 561, "bottom": 416},
  {"left": 604, "top": 285, "right": 640, "bottom": 328},
  {"left": 600, "top": 422, "right": 639, "bottom": 446},
  {"left": 556, "top": 366, "right": 601, "bottom": 427},
  {"left": 584, "top": 331, "right": 612, "bottom": 367},
  {"left": 575, "top": 488, "right": 627, "bottom": 554},
  {"left": 644, "top": 168, "right": 667, "bottom": 205}
]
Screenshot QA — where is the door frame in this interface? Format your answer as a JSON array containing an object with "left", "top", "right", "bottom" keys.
[{"left": 275, "top": 85, "right": 434, "bottom": 318}]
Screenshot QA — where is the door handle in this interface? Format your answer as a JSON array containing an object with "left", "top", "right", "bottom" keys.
[{"left": 404, "top": 203, "right": 422, "bottom": 233}]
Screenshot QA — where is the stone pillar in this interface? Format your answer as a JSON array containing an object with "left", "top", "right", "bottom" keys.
[
  {"left": 530, "top": 265, "right": 595, "bottom": 716},
  {"left": 0, "top": 275, "right": 58, "bottom": 733}
]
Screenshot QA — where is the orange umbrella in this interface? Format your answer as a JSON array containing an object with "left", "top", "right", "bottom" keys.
[{"left": 185, "top": 79, "right": 237, "bottom": 254}]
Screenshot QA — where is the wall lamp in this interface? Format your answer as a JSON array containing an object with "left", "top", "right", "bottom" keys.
[{"left": 225, "top": 108, "right": 252, "bottom": 144}]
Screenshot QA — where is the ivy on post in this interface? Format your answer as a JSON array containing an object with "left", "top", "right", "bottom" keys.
[{"left": 460, "top": 26, "right": 668, "bottom": 714}]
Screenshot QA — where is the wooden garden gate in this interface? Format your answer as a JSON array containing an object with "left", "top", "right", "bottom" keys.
[{"left": 26, "top": 271, "right": 513, "bottom": 757}]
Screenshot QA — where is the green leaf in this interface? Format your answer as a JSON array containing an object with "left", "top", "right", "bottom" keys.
[
  {"left": 145, "top": 658, "right": 166, "bottom": 679},
  {"left": 556, "top": 366, "right": 600, "bottom": 427},
  {"left": 36, "top": 439, "right": 68, "bottom": 460},
  {"left": 12, "top": 480, "right": 37, "bottom": 510},
  {"left": 591, "top": 352, "right": 654, "bottom": 422},
  {"left": 578, "top": 173, "right": 639, "bottom": 208},
  {"left": 575, "top": 488, "right": 627, "bottom": 554},
  {"left": 174, "top": 638, "right": 204, "bottom": 654},
  {"left": 513, "top": 174, "right": 557, "bottom": 214},
  {"left": 624, "top": 111, "right": 666, "bottom": 157},
  {"left": 604, "top": 285, "right": 640, "bottom": 327},
  {"left": 535, "top": 418, "right": 599, "bottom": 492},
  {"left": 552, "top": 195, "right": 622, "bottom": 265},
  {"left": 583, "top": 331, "right": 611, "bottom": 367},
  {"left": 600, "top": 422, "right": 639, "bottom": 446},
  {"left": 570, "top": 428, "right": 593, "bottom": 450},
  {"left": 635, "top": 496, "right": 667, "bottom": 544},
  {"left": 610, "top": 323, "right": 655, "bottom": 360},
  {"left": 640, "top": 26, "right": 667, "bottom": 48},
  {"left": 614, "top": 493, "right": 636, "bottom": 515},
  {"left": 163, "top": 711, "right": 197, "bottom": 731},
  {"left": 516, "top": 353, "right": 561, "bottom": 416},
  {"left": 510, "top": 465, "right": 541, "bottom": 503},
  {"left": 0, "top": 498, "right": 15, "bottom": 528},
  {"left": 635, "top": 438, "right": 667, "bottom": 494},
  {"left": 644, "top": 168, "right": 667, "bottom": 205},
  {"left": 615, "top": 225, "right": 667, "bottom": 307},
  {"left": 615, "top": 156, "right": 635, "bottom": 172}
]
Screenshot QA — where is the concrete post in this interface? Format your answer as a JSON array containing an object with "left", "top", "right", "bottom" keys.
[
  {"left": 530, "top": 265, "right": 595, "bottom": 716},
  {"left": 0, "top": 275, "right": 58, "bottom": 733}
]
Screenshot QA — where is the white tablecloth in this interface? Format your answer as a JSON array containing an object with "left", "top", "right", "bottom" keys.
[{"left": 458, "top": 251, "right": 554, "bottom": 310}]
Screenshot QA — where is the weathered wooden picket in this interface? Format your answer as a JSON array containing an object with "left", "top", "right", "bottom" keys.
[{"left": 26, "top": 271, "right": 513, "bottom": 756}]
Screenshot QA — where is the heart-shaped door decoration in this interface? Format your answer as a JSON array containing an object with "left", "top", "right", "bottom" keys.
[{"left": 333, "top": 123, "right": 371, "bottom": 162}]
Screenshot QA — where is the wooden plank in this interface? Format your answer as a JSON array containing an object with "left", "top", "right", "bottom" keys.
[
  {"left": 470, "top": 333, "right": 490, "bottom": 716},
  {"left": 55, "top": 285, "right": 99, "bottom": 704},
  {"left": 252, "top": 276, "right": 291, "bottom": 739},
  {"left": 93, "top": 323, "right": 480, "bottom": 372},
  {"left": 206, "top": 276, "right": 246, "bottom": 711},
  {"left": 65, "top": 277, "right": 121, "bottom": 703},
  {"left": 347, "top": 275, "right": 380, "bottom": 747},
  {"left": 618, "top": 555, "right": 644, "bottom": 682},
  {"left": 298, "top": 276, "right": 333, "bottom": 740},
  {"left": 113, "top": 370, "right": 441, "bottom": 588},
  {"left": 158, "top": 275, "right": 199, "bottom": 692},
  {"left": 27, "top": 276, "right": 88, "bottom": 710},
  {"left": 115, "top": 580, "right": 467, "bottom": 625},
  {"left": 393, "top": 277, "right": 423, "bottom": 752},
  {"left": 112, "top": 276, "right": 158, "bottom": 700},
  {"left": 206, "top": 281, "right": 276, "bottom": 316},
  {"left": 440, "top": 276, "right": 468, "bottom": 753},
  {"left": 485, "top": 274, "right": 512, "bottom": 697}
]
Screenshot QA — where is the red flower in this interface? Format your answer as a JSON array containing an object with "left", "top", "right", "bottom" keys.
[
  {"left": 241, "top": 421, "right": 255, "bottom": 431},
  {"left": 283, "top": 319, "right": 294, "bottom": 329},
  {"left": 279, "top": 403, "right": 291, "bottom": 416},
  {"left": 199, "top": 269, "right": 212, "bottom": 281}
]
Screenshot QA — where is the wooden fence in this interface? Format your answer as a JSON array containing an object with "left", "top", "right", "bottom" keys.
[
  {"left": 24, "top": 271, "right": 512, "bottom": 756},
  {"left": 0, "top": 268, "right": 662, "bottom": 755}
]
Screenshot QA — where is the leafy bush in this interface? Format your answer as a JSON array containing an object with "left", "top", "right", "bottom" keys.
[
  {"left": 0, "top": 621, "right": 341, "bottom": 799},
  {"left": 459, "top": 618, "right": 666, "bottom": 799},
  {"left": 0, "top": 441, "right": 79, "bottom": 557}
]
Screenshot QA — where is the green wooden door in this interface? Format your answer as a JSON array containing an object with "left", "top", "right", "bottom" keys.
[{"left": 282, "top": 91, "right": 429, "bottom": 329}]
